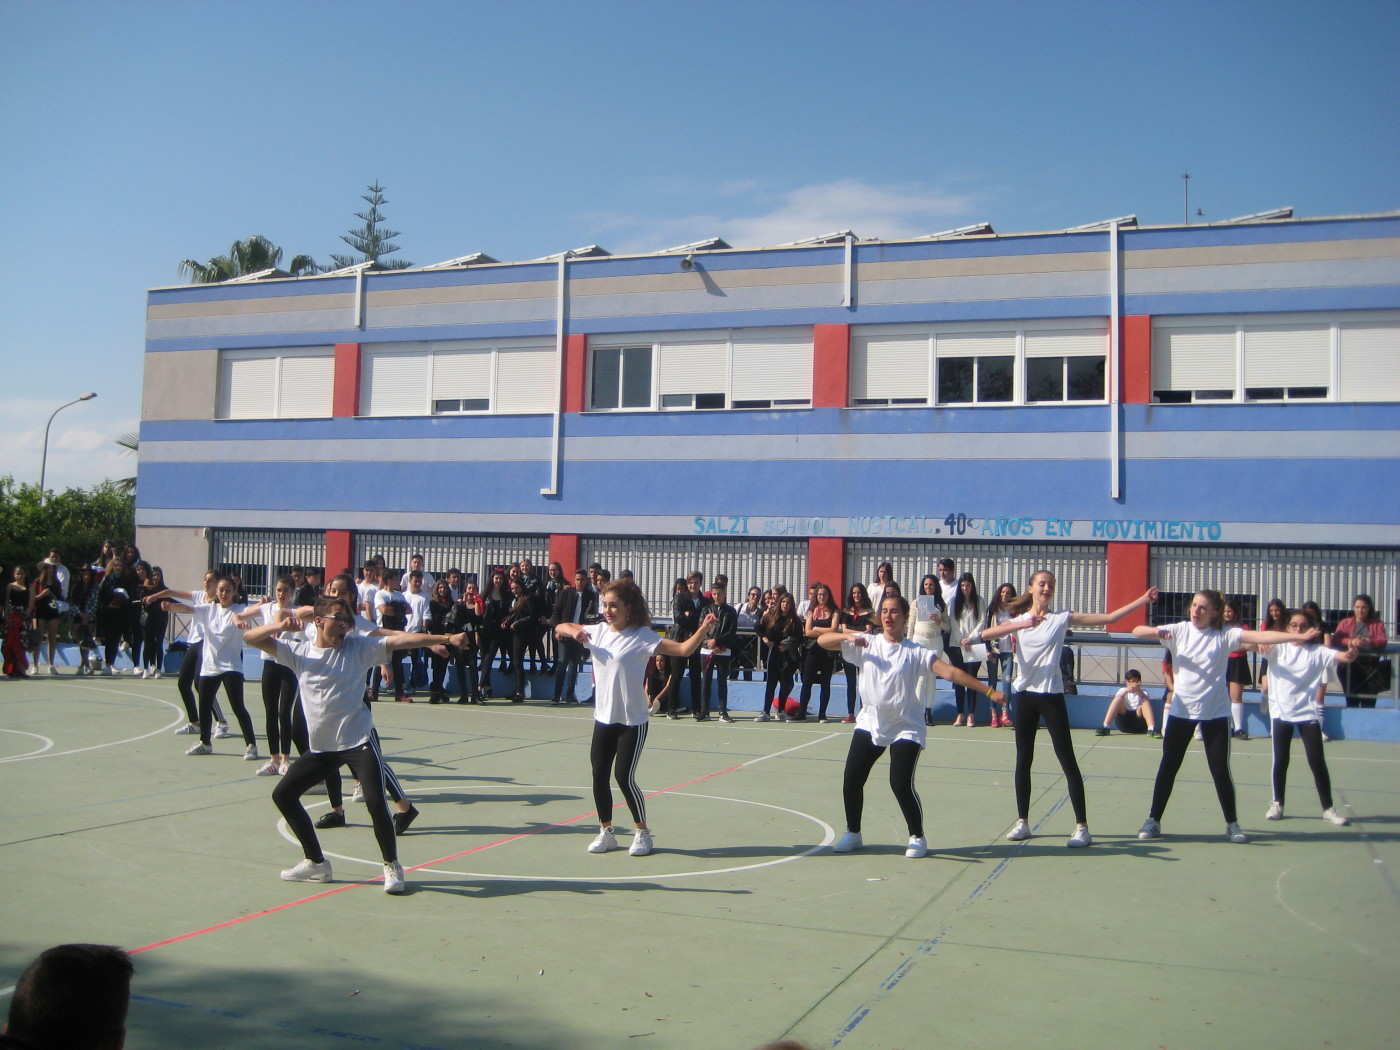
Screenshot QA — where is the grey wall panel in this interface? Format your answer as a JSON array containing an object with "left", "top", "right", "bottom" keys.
[{"left": 141, "top": 348, "right": 219, "bottom": 421}]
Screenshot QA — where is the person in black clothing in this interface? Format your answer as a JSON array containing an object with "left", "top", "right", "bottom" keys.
[
  {"left": 551, "top": 569, "right": 595, "bottom": 703},
  {"left": 445, "top": 579, "right": 484, "bottom": 703},
  {"left": 701, "top": 582, "right": 739, "bottom": 722},
  {"left": 670, "top": 571, "right": 712, "bottom": 713},
  {"left": 425, "top": 579, "right": 456, "bottom": 704},
  {"left": 503, "top": 576, "right": 537, "bottom": 701},
  {"left": 478, "top": 569, "right": 510, "bottom": 697}
]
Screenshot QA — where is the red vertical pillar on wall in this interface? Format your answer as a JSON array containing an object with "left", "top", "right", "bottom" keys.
[
  {"left": 1121, "top": 315, "right": 1152, "bottom": 404},
  {"left": 550, "top": 534, "right": 581, "bottom": 577},
  {"left": 325, "top": 529, "right": 353, "bottom": 577},
  {"left": 1106, "top": 542, "right": 1150, "bottom": 628},
  {"left": 812, "top": 324, "right": 850, "bottom": 408},
  {"left": 333, "top": 343, "right": 362, "bottom": 417},
  {"left": 808, "top": 537, "right": 845, "bottom": 598},
  {"left": 563, "top": 334, "right": 588, "bottom": 413}
]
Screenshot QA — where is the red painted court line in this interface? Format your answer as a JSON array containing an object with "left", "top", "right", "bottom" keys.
[{"left": 129, "top": 760, "right": 747, "bottom": 955}]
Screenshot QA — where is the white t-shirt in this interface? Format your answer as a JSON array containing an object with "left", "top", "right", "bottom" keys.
[
  {"left": 401, "top": 590, "right": 429, "bottom": 632},
  {"left": 274, "top": 632, "right": 388, "bottom": 752},
  {"left": 1162, "top": 622, "right": 1244, "bottom": 721},
  {"left": 1011, "top": 610, "right": 1072, "bottom": 694},
  {"left": 1261, "top": 642, "right": 1339, "bottom": 723},
  {"left": 583, "top": 623, "right": 663, "bottom": 727},
  {"left": 192, "top": 602, "right": 248, "bottom": 676},
  {"left": 1113, "top": 685, "right": 1148, "bottom": 712},
  {"left": 187, "top": 589, "right": 211, "bottom": 643},
  {"left": 258, "top": 602, "right": 298, "bottom": 661},
  {"left": 841, "top": 635, "right": 933, "bottom": 748}
]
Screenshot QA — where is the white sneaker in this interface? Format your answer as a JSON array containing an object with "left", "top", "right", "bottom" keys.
[
  {"left": 629, "top": 829, "right": 654, "bottom": 857},
  {"left": 1322, "top": 807, "right": 1350, "bottom": 826},
  {"left": 278, "top": 760, "right": 290, "bottom": 775},
  {"left": 48, "top": 665, "right": 57, "bottom": 676},
  {"left": 1265, "top": 800, "right": 1283, "bottom": 821},
  {"left": 1138, "top": 818, "right": 1161, "bottom": 840},
  {"left": 185, "top": 742, "right": 212, "bottom": 755},
  {"left": 905, "top": 835, "right": 928, "bottom": 859},
  {"left": 351, "top": 784, "right": 365, "bottom": 803},
  {"left": 833, "top": 830, "right": 863, "bottom": 853},
  {"left": 588, "top": 827, "right": 619, "bottom": 854},
  {"left": 1067, "top": 826, "right": 1092, "bottom": 848},
  {"left": 135, "top": 668, "right": 148, "bottom": 678},
  {"left": 1226, "top": 822, "right": 1248, "bottom": 844},
  {"left": 243, "top": 744, "right": 260, "bottom": 761},
  {"left": 756, "top": 713, "right": 770, "bottom": 722},
  {"left": 281, "top": 858, "right": 332, "bottom": 883},
  {"left": 212, "top": 723, "right": 230, "bottom": 739},
  {"left": 174, "top": 723, "right": 199, "bottom": 735},
  {"left": 382, "top": 861, "right": 406, "bottom": 894},
  {"left": 255, "top": 758, "right": 281, "bottom": 776},
  {"left": 1006, "top": 819, "right": 1031, "bottom": 842}
]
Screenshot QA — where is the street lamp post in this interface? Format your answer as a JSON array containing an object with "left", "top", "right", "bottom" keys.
[{"left": 38, "top": 392, "right": 98, "bottom": 506}]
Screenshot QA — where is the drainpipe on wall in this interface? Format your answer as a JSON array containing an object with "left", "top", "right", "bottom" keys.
[
  {"left": 541, "top": 250, "right": 572, "bottom": 496},
  {"left": 1109, "top": 221, "right": 1122, "bottom": 500},
  {"left": 842, "top": 233, "right": 855, "bottom": 308},
  {"left": 354, "top": 264, "right": 368, "bottom": 330}
]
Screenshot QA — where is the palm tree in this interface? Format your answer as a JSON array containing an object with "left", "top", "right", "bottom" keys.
[
  {"left": 179, "top": 235, "right": 317, "bottom": 283},
  {"left": 115, "top": 431, "right": 138, "bottom": 494}
]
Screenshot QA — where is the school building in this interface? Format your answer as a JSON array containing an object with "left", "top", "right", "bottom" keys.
[{"left": 137, "top": 209, "right": 1400, "bottom": 631}]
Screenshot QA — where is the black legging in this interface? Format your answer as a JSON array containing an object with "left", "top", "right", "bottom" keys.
[
  {"left": 762, "top": 645, "right": 796, "bottom": 715},
  {"left": 1013, "top": 691, "right": 1087, "bottom": 824},
  {"left": 798, "top": 647, "right": 833, "bottom": 717},
  {"left": 478, "top": 632, "right": 505, "bottom": 695},
  {"left": 142, "top": 610, "right": 167, "bottom": 672},
  {"left": 590, "top": 721, "right": 648, "bottom": 827},
  {"left": 840, "top": 658, "right": 859, "bottom": 717},
  {"left": 260, "top": 661, "right": 298, "bottom": 755},
  {"left": 509, "top": 631, "right": 530, "bottom": 697},
  {"left": 178, "top": 641, "right": 226, "bottom": 726},
  {"left": 1149, "top": 716, "right": 1236, "bottom": 823},
  {"left": 274, "top": 741, "right": 397, "bottom": 864},
  {"left": 1271, "top": 719, "right": 1334, "bottom": 810},
  {"left": 198, "top": 672, "right": 256, "bottom": 747},
  {"left": 842, "top": 729, "right": 923, "bottom": 837}
]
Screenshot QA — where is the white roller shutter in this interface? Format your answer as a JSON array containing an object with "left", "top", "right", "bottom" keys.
[
  {"left": 432, "top": 349, "right": 493, "bottom": 402},
  {"left": 361, "top": 349, "right": 431, "bottom": 416},
  {"left": 1242, "top": 324, "right": 1329, "bottom": 387},
  {"left": 934, "top": 331, "right": 1017, "bottom": 358},
  {"left": 1153, "top": 326, "right": 1236, "bottom": 391},
  {"left": 731, "top": 333, "right": 812, "bottom": 403},
  {"left": 495, "top": 346, "right": 556, "bottom": 414},
  {"left": 277, "top": 353, "right": 334, "bottom": 418},
  {"left": 851, "top": 335, "right": 930, "bottom": 401},
  {"left": 658, "top": 340, "right": 727, "bottom": 397},
  {"left": 1025, "top": 328, "right": 1106, "bottom": 358},
  {"left": 1338, "top": 322, "right": 1400, "bottom": 402},
  {"left": 219, "top": 354, "right": 276, "bottom": 419}
]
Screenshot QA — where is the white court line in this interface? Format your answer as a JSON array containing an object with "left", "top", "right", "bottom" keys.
[
  {"left": 282, "top": 785, "right": 836, "bottom": 882},
  {"left": 0, "top": 684, "right": 186, "bottom": 763},
  {"left": 1274, "top": 850, "right": 1400, "bottom": 969},
  {"left": 0, "top": 729, "right": 55, "bottom": 759}
]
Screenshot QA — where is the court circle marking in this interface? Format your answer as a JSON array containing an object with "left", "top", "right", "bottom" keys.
[
  {"left": 0, "top": 729, "right": 56, "bottom": 760},
  {"left": 278, "top": 785, "right": 836, "bottom": 881},
  {"left": 0, "top": 684, "right": 186, "bottom": 762}
]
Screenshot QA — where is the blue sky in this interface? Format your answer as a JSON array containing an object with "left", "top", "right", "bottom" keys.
[{"left": 2, "top": 0, "right": 1397, "bottom": 491}]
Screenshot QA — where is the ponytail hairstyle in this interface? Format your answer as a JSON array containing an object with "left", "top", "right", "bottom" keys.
[{"left": 1005, "top": 570, "right": 1055, "bottom": 617}]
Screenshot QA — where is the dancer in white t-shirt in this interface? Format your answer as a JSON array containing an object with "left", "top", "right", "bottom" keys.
[
  {"left": 818, "top": 594, "right": 1003, "bottom": 859},
  {"left": 244, "top": 596, "right": 469, "bottom": 894},
  {"left": 555, "top": 579, "right": 716, "bottom": 857},
  {"left": 1132, "top": 589, "right": 1315, "bottom": 844},
  {"left": 1253, "top": 607, "right": 1355, "bottom": 826},
  {"left": 978, "top": 571, "right": 1158, "bottom": 848}
]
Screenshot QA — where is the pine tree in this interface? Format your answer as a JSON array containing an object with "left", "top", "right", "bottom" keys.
[{"left": 328, "top": 181, "right": 412, "bottom": 269}]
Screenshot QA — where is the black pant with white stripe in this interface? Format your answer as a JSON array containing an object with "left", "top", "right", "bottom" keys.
[
  {"left": 590, "top": 721, "right": 648, "bottom": 827},
  {"left": 843, "top": 729, "right": 923, "bottom": 838},
  {"left": 274, "top": 741, "right": 397, "bottom": 864}
]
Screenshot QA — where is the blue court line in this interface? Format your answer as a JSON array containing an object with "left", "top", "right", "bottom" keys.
[{"left": 830, "top": 794, "right": 1070, "bottom": 1046}]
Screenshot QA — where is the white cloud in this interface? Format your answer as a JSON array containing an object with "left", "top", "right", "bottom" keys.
[
  {"left": 0, "top": 397, "right": 138, "bottom": 494},
  {"left": 596, "top": 177, "right": 985, "bottom": 256}
]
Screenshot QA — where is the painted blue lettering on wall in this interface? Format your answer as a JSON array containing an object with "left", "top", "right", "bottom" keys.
[
  {"left": 979, "top": 516, "right": 1035, "bottom": 537},
  {"left": 1091, "top": 519, "right": 1222, "bottom": 541},
  {"left": 693, "top": 516, "right": 752, "bottom": 535},
  {"left": 762, "top": 516, "right": 837, "bottom": 536}
]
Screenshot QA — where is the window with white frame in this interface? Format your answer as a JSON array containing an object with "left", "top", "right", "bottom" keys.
[
  {"left": 587, "top": 329, "right": 813, "bottom": 411},
  {"left": 849, "top": 321, "right": 1107, "bottom": 408},
  {"left": 359, "top": 340, "right": 556, "bottom": 416},
  {"left": 217, "top": 348, "right": 334, "bottom": 419},
  {"left": 1152, "top": 312, "right": 1400, "bottom": 404}
]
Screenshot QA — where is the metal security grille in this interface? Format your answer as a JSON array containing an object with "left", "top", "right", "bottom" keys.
[
  {"left": 351, "top": 533, "right": 550, "bottom": 586},
  {"left": 847, "top": 541, "right": 1108, "bottom": 620},
  {"left": 580, "top": 538, "right": 807, "bottom": 615},
  {"left": 209, "top": 530, "right": 326, "bottom": 599},
  {"left": 1150, "top": 546, "right": 1400, "bottom": 631}
]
